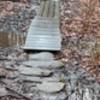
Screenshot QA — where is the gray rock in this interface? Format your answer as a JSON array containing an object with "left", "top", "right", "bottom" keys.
[
  {"left": 22, "top": 60, "right": 64, "bottom": 69},
  {"left": 37, "top": 82, "right": 65, "bottom": 93},
  {"left": 0, "top": 88, "right": 8, "bottom": 97},
  {"left": 18, "top": 66, "right": 52, "bottom": 77},
  {"left": 22, "top": 76, "right": 42, "bottom": 83},
  {"left": 56, "top": 92, "right": 67, "bottom": 100},
  {"left": 28, "top": 52, "right": 54, "bottom": 60},
  {"left": 68, "top": 93, "right": 77, "bottom": 100},
  {"left": 22, "top": 76, "right": 60, "bottom": 83},
  {"left": 7, "top": 71, "right": 19, "bottom": 79},
  {"left": 33, "top": 92, "right": 67, "bottom": 100},
  {"left": 83, "top": 88, "right": 93, "bottom": 100}
]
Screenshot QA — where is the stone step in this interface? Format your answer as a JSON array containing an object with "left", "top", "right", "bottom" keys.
[
  {"left": 22, "top": 76, "right": 61, "bottom": 83},
  {"left": 37, "top": 81, "right": 65, "bottom": 93},
  {"left": 22, "top": 60, "right": 64, "bottom": 69},
  {"left": 18, "top": 66, "right": 52, "bottom": 77},
  {"left": 33, "top": 92, "right": 67, "bottom": 100},
  {"left": 28, "top": 52, "right": 54, "bottom": 60}
]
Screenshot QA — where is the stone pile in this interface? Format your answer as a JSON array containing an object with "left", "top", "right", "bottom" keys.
[
  {"left": 0, "top": 47, "right": 99, "bottom": 100},
  {"left": 18, "top": 52, "right": 66, "bottom": 100}
]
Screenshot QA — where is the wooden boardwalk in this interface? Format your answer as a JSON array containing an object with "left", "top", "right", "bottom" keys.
[{"left": 23, "top": 0, "right": 61, "bottom": 51}]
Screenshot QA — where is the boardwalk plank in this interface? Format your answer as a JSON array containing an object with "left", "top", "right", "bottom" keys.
[
  {"left": 48, "top": 0, "right": 54, "bottom": 17},
  {"left": 38, "top": 0, "right": 45, "bottom": 16},
  {"left": 55, "top": 0, "right": 59, "bottom": 18},
  {"left": 43, "top": 0, "right": 49, "bottom": 17},
  {"left": 23, "top": 0, "right": 61, "bottom": 51}
]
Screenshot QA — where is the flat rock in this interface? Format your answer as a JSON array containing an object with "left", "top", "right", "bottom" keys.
[
  {"left": 28, "top": 52, "right": 54, "bottom": 60},
  {"left": 22, "top": 76, "right": 60, "bottom": 83},
  {"left": 32, "top": 92, "right": 67, "bottom": 100},
  {"left": 22, "top": 60, "right": 64, "bottom": 69},
  {"left": 7, "top": 71, "right": 19, "bottom": 79},
  {"left": 37, "top": 82, "right": 65, "bottom": 93},
  {"left": 0, "top": 88, "right": 8, "bottom": 97},
  {"left": 68, "top": 93, "right": 77, "bottom": 100},
  {"left": 18, "top": 66, "right": 52, "bottom": 77}
]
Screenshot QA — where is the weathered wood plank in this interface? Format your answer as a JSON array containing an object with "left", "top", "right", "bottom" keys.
[
  {"left": 31, "top": 22, "right": 59, "bottom": 28},
  {"left": 28, "top": 27, "right": 60, "bottom": 31},
  {"left": 43, "top": 0, "right": 49, "bottom": 17},
  {"left": 27, "top": 31, "right": 60, "bottom": 36},
  {"left": 31, "top": 17, "right": 59, "bottom": 22},
  {"left": 26, "top": 36, "right": 61, "bottom": 40},
  {"left": 48, "top": 0, "right": 54, "bottom": 17},
  {"left": 23, "top": 43, "right": 61, "bottom": 51},
  {"left": 54, "top": 0, "right": 59, "bottom": 18},
  {"left": 39, "top": 0, "right": 45, "bottom": 16}
]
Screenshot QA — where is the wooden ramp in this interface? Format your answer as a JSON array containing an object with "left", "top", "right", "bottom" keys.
[{"left": 23, "top": 0, "right": 61, "bottom": 51}]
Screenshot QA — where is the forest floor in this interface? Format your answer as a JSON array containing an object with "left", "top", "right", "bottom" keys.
[{"left": 0, "top": 0, "right": 100, "bottom": 100}]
